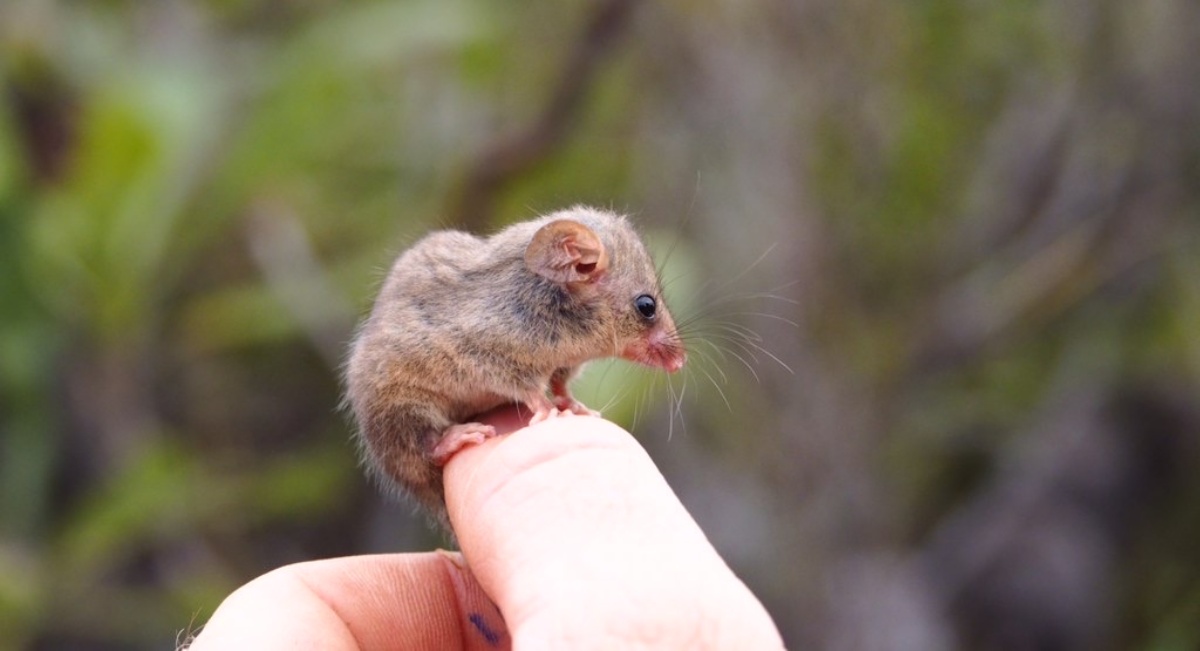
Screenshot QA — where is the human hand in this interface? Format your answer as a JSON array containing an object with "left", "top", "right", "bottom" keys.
[{"left": 187, "top": 409, "right": 784, "bottom": 650}]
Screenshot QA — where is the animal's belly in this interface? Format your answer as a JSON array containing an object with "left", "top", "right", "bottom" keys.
[{"left": 449, "top": 391, "right": 511, "bottom": 422}]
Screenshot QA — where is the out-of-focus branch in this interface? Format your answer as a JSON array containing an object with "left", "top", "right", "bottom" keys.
[
  {"left": 447, "top": 0, "right": 638, "bottom": 231},
  {"left": 6, "top": 59, "right": 78, "bottom": 184},
  {"left": 245, "top": 201, "right": 358, "bottom": 370},
  {"left": 911, "top": 97, "right": 1180, "bottom": 374}
]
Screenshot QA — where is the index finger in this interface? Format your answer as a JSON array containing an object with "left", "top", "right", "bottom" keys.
[{"left": 445, "top": 413, "right": 784, "bottom": 649}]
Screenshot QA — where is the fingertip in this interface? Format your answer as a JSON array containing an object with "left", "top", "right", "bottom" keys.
[
  {"left": 446, "top": 415, "right": 653, "bottom": 559},
  {"left": 442, "top": 416, "right": 783, "bottom": 647}
]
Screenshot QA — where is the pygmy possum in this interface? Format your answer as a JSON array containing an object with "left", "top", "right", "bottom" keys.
[{"left": 344, "top": 206, "right": 687, "bottom": 529}]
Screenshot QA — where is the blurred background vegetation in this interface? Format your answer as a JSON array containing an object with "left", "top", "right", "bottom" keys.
[{"left": 2, "top": 0, "right": 1199, "bottom": 649}]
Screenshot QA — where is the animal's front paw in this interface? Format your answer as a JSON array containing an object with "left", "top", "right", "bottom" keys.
[
  {"left": 529, "top": 406, "right": 562, "bottom": 424},
  {"left": 554, "top": 395, "right": 600, "bottom": 418},
  {"left": 524, "top": 391, "right": 561, "bottom": 425}
]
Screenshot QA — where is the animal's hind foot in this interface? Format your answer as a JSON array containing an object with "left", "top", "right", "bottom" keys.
[{"left": 431, "top": 422, "right": 498, "bottom": 465}]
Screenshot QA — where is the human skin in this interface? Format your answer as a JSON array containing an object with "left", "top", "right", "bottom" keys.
[{"left": 187, "top": 409, "right": 784, "bottom": 650}]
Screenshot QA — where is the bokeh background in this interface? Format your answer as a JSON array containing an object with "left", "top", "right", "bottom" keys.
[{"left": 2, "top": 0, "right": 1199, "bottom": 649}]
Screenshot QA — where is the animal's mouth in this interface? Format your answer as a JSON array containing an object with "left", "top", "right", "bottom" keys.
[{"left": 621, "top": 335, "right": 686, "bottom": 373}]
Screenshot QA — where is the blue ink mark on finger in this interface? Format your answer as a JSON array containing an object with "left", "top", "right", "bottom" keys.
[{"left": 469, "top": 612, "right": 502, "bottom": 646}]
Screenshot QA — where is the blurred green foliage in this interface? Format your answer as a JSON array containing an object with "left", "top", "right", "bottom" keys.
[{"left": 2, "top": 0, "right": 1199, "bottom": 649}]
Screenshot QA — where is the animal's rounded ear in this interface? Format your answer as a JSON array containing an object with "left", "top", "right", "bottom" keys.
[{"left": 525, "top": 219, "right": 609, "bottom": 284}]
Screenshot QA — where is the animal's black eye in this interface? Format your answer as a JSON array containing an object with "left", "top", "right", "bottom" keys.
[{"left": 634, "top": 294, "right": 657, "bottom": 320}]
